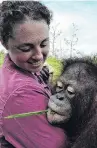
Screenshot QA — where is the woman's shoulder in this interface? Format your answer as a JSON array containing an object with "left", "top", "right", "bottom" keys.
[
  {"left": 1, "top": 54, "right": 38, "bottom": 85},
  {"left": 0, "top": 64, "right": 42, "bottom": 93},
  {"left": 0, "top": 56, "right": 44, "bottom": 101}
]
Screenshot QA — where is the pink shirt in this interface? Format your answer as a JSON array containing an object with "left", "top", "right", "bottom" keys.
[{"left": 0, "top": 55, "right": 68, "bottom": 148}]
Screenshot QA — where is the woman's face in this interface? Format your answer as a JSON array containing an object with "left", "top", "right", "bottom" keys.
[{"left": 7, "top": 20, "right": 49, "bottom": 73}]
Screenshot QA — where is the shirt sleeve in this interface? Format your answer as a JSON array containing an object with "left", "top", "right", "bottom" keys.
[{"left": 2, "top": 84, "right": 66, "bottom": 148}]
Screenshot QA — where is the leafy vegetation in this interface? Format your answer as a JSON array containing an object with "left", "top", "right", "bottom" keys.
[
  {"left": 0, "top": 51, "right": 5, "bottom": 66},
  {"left": 46, "top": 56, "right": 63, "bottom": 82}
]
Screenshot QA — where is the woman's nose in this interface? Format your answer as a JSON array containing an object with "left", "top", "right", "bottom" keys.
[{"left": 32, "top": 47, "right": 43, "bottom": 60}]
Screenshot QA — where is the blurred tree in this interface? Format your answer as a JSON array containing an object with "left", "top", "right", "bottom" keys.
[
  {"left": 50, "top": 23, "right": 62, "bottom": 57},
  {"left": 64, "top": 23, "right": 79, "bottom": 58}
]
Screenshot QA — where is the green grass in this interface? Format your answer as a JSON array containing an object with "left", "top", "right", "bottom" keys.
[
  {"left": 0, "top": 51, "right": 4, "bottom": 66},
  {"left": 47, "top": 56, "right": 63, "bottom": 82}
]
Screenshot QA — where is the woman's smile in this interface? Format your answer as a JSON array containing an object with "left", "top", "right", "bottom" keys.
[{"left": 27, "top": 60, "right": 43, "bottom": 67}]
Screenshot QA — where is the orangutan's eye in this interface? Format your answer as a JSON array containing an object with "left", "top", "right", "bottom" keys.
[
  {"left": 56, "top": 81, "right": 63, "bottom": 92},
  {"left": 67, "top": 86, "right": 75, "bottom": 95}
]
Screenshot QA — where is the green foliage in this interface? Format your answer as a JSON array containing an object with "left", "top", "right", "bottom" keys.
[
  {"left": 46, "top": 56, "right": 63, "bottom": 82},
  {"left": 83, "top": 55, "right": 97, "bottom": 65},
  {"left": 0, "top": 51, "right": 4, "bottom": 66},
  {"left": 91, "top": 54, "right": 97, "bottom": 64}
]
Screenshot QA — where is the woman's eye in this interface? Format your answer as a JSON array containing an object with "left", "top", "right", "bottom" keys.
[
  {"left": 40, "top": 40, "right": 49, "bottom": 48},
  {"left": 40, "top": 44, "right": 47, "bottom": 48},
  {"left": 67, "top": 86, "right": 75, "bottom": 95},
  {"left": 18, "top": 46, "right": 31, "bottom": 52}
]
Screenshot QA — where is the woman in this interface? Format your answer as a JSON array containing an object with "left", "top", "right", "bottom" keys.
[{"left": 0, "top": 1, "right": 68, "bottom": 148}]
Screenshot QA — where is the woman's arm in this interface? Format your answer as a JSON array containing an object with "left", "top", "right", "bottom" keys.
[{"left": 2, "top": 84, "right": 66, "bottom": 148}]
